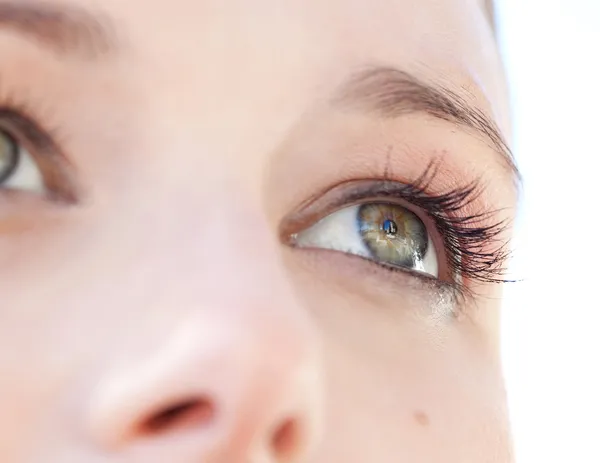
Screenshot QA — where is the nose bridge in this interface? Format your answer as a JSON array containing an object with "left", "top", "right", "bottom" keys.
[
  {"left": 101, "top": 179, "right": 290, "bottom": 314},
  {"left": 135, "top": 182, "right": 313, "bottom": 343},
  {"left": 195, "top": 199, "right": 293, "bottom": 310}
]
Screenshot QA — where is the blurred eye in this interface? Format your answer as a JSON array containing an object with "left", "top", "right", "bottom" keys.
[
  {"left": 294, "top": 203, "right": 439, "bottom": 277},
  {"left": 0, "top": 129, "right": 45, "bottom": 194}
]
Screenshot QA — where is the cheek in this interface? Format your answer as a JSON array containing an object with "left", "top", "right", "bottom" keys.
[
  {"left": 318, "top": 337, "right": 511, "bottom": 461},
  {"left": 282, "top": 250, "right": 511, "bottom": 461}
]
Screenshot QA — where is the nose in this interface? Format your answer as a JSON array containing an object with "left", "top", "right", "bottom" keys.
[
  {"left": 81, "top": 195, "right": 324, "bottom": 462},
  {"left": 86, "top": 309, "right": 322, "bottom": 463}
]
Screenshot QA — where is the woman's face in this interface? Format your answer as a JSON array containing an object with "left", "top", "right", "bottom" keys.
[{"left": 0, "top": 0, "right": 518, "bottom": 461}]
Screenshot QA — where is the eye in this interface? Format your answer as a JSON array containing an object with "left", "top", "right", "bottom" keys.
[
  {"left": 0, "top": 128, "right": 45, "bottom": 194},
  {"left": 294, "top": 202, "right": 439, "bottom": 278}
]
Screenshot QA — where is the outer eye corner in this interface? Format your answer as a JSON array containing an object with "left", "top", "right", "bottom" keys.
[{"left": 0, "top": 121, "right": 72, "bottom": 201}]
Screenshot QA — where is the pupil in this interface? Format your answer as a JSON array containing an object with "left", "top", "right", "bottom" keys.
[{"left": 382, "top": 219, "right": 398, "bottom": 236}]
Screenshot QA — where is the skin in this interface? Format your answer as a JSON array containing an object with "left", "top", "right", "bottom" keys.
[{"left": 0, "top": 0, "right": 517, "bottom": 462}]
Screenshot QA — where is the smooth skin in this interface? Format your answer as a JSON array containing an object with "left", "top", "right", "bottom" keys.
[{"left": 0, "top": 0, "right": 516, "bottom": 462}]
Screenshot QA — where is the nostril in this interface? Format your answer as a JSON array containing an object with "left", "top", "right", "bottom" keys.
[
  {"left": 139, "top": 396, "right": 216, "bottom": 435},
  {"left": 271, "top": 418, "right": 301, "bottom": 460}
]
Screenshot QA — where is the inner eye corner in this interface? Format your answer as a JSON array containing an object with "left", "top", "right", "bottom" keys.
[{"left": 277, "top": 217, "right": 303, "bottom": 246}]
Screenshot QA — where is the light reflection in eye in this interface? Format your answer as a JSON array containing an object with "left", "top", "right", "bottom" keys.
[{"left": 358, "top": 203, "right": 430, "bottom": 269}]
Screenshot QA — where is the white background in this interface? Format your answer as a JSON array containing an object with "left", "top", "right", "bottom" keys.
[{"left": 497, "top": 1, "right": 600, "bottom": 462}]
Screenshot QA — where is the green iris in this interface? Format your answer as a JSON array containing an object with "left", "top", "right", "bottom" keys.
[{"left": 358, "top": 203, "right": 428, "bottom": 268}]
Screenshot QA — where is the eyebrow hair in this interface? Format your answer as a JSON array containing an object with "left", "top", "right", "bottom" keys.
[
  {"left": 0, "top": 1, "right": 115, "bottom": 58},
  {"left": 332, "top": 66, "right": 521, "bottom": 185}
]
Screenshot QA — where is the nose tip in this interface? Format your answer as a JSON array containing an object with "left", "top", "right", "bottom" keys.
[{"left": 86, "top": 316, "right": 322, "bottom": 462}]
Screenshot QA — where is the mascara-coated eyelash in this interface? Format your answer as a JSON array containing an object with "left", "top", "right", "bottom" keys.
[
  {"left": 285, "top": 161, "right": 511, "bottom": 290},
  {"left": 353, "top": 162, "right": 511, "bottom": 285}
]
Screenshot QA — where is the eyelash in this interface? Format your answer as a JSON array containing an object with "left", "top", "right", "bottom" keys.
[
  {"left": 287, "top": 160, "right": 512, "bottom": 299},
  {"left": 342, "top": 162, "right": 511, "bottom": 287}
]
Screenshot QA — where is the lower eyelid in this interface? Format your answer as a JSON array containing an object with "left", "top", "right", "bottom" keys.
[
  {"left": 0, "top": 188, "right": 71, "bottom": 225},
  {"left": 289, "top": 242, "right": 449, "bottom": 294},
  {"left": 286, "top": 246, "right": 460, "bottom": 317}
]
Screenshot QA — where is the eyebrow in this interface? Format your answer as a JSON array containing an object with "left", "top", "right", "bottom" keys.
[
  {"left": 0, "top": 1, "right": 115, "bottom": 59},
  {"left": 332, "top": 67, "right": 521, "bottom": 184}
]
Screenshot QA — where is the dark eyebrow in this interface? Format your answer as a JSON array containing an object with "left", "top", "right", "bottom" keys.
[
  {"left": 332, "top": 67, "right": 521, "bottom": 185},
  {"left": 0, "top": 1, "right": 115, "bottom": 59}
]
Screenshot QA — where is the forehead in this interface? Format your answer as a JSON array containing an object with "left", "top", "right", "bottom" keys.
[
  {"left": 61, "top": 0, "right": 507, "bottom": 132},
  {"left": 2, "top": 0, "right": 508, "bottom": 146}
]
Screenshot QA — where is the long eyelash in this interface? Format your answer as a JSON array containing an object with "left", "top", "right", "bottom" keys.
[
  {"left": 351, "top": 161, "right": 512, "bottom": 286},
  {"left": 407, "top": 161, "right": 512, "bottom": 285}
]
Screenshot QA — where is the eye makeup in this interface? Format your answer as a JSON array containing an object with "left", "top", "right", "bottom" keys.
[{"left": 282, "top": 161, "right": 511, "bottom": 298}]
